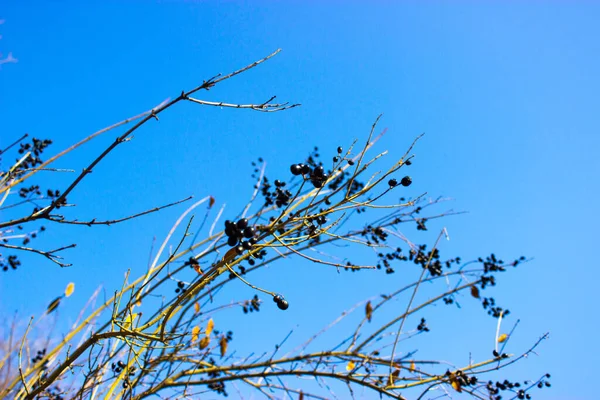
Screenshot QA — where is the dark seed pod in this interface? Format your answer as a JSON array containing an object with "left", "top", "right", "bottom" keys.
[
  {"left": 273, "top": 294, "right": 283, "bottom": 303},
  {"left": 400, "top": 176, "right": 412, "bottom": 187},
  {"left": 388, "top": 178, "right": 398, "bottom": 187},
  {"left": 237, "top": 218, "right": 248, "bottom": 229},
  {"left": 301, "top": 164, "right": 311, "bottom": 175},
  {"left": 242, "top": 240, "right": 252, "bottom": 250},
  {"left": 235, "top": 245, "right": 244, "bottom": 255},
  {"left": 243, "top": 226, "right": 255, "bottom": 238},
  {"left": 337, "top": 146, "right": 343, "bottom": 154},
  {"left": 290, "top": 164, "right": 302, "bottom": 175}
]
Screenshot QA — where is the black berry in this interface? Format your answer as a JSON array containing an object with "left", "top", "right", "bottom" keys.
[
  {"left": 277, "top": 298, "right": 289, "bottom": 310},
  {"left": 290, "top": 164, "right": 302, "bottom": 175},
  {"left": 237, "top": 218, "right": 249, "bottom": 229},
  {"left": 227, "top": 236, "right": 238, "bottom": 247},
  {"left": 243, "top": 226, "right": 255, "bottom": 238},
  {"left": 400, "top": 176, "right": 412, "bottom": 187},
  {"left": 388, "top": 179, "right": 398, "bottom": 187},
  {"left": 337, "top": 146, "right": 343, "bottom": 154}
]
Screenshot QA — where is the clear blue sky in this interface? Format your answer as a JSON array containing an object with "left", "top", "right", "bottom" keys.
[{"left": 1, "top": 2, "right": 598, "bottom": 399}]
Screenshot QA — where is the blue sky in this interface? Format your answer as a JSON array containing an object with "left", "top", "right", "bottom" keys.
[{"left": 1, "top": 2, "right": 599, "bottom": 399}]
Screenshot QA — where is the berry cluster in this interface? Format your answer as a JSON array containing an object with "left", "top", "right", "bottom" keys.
[
  {"left": 224, "top": 218, "right": 258, "bottom": 254},
  {"left": 1, "top": 255, "right": 21, "bottom": 272},
  {"left": 273, "top": 294, "right": 289, "bottom": 310},
  {"left": 485, "top": 374, "right": 550, "bottom": 400},
  {"left": 31, "top": 348, "right": 46, "bottom": 365},
  {"left": 416, "top": 318, "right": 430, "bottom": 332},
  {"left": 175, "top": 280, "right": 186, "bottom": 294},
  {"left": 242, "top": 294, "right": 261, "bottom": 314},
  {"left": 111, "top": 360, "right": 137, "bottom": 388},
  {"left": 16, "top": 137, "right": 53, "bottom": 169},
  {"left": 206, "top": 357, "right": 228, "bottom": 396},
  {"left": 260, "top": 177, "right": 294, "bottom": 208},
  {"left": 387, "top": 176, "right": 412, "bottom": 188},
  {"left": 290, "top": 162, "right": 329, "bottom": 189}
]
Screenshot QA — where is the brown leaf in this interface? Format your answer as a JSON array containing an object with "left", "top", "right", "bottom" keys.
[
  {"left": 209, "top": 196, "right": 215, "bottom": 208},
  {"left": 390, "top": 368, "right": 400, "bottom": 384},
  {"left": 365, "top": 301, "right": 373, "bottom": 323},
  {"left": 199, "top": 336, "right": 210, "bottom": 349},
  {"left": 470, "top": 285, "right": 480, "bottom": 299},
  {"left": 220, "top": 336, "right": 228, "bottom": 358},
  {"left": 298, "top": 391, "right": 304, "bottom": 400},
  {"left": 46, "top": 297, "right": 61, "bottom": 314}
]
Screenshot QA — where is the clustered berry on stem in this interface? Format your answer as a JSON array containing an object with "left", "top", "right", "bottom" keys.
[
  {"left": 224, "top": 218, "right": 258, "bottom": 254},
  {"left": 289, "top": 162, "right": 329, "bottom": 189},
  {"left": 273, "top": 294, "right": 289, "bottom": 310}
]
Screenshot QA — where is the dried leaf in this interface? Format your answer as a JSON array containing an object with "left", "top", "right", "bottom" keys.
[
  {"left": 346, "top": 360, "right": 356, "bottom": 371},
  {"left": 498, "top": 333, "right": 508, "bottom": 343},
  {"left": 220, "top": 336, "right": 228, "bottom": 357},
  {"left": 365, "top": 301, "right": 373, "bottom": 323},
  {"left": 206, "top": 318, "right": 215, "bottom": 336},
  {"left": 199, "top": 336, "right": 210, "bottom": 349},
  {"left": 298, "top": 391, "right": 304, "bottom": 400},
  {"left": 194, "top": 302, "right": 201, "bottom": 314},
  {"left": 470, "top": 285, "right": 480, "bottom": 299},
  {"left": 390, "top": 368, "right": 400, "bottom": 384},
  {"left": 209, "top": 196, "right": 215, "bottom": 208},
  {"left": 64, "top": 282, "right": 75, "bottom": 298},
  {"left": 193, "top": 264, "right": 203, "bottom": 274},
  {"left": 46, "top": 297, "right": 61, "bottom": 314},
  {"left": 191, "top": 326, "right": 200, "bottom": 342}
]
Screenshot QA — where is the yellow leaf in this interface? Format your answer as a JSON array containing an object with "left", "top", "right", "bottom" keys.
[
  {"left": 498, "top": 333, "right": 508, "bottom": 343},
  {"left": 220, "top": 337, "right": 228, "bottom": 358},
  {"left": 191, "top": 326, "right": 200, "bottom": 342},
  {"left": 365, "top": 301, "right": 373, "bottom": 323},
  {"left": 199, "top": 336, "right": 210, "bottom": 349},
  {"left": 64, "top": 282, "right": 75, "bottom": 297},
  {"left": 410, "top": 360, "right": 416, "bottom": 371},
  {"left": 123, "top": 313, "right": 138, "bottom": 329},
  {"left": 451, "top": 379, "right": 462, "bottom": 392},
  {"left": 206, "top": 318, "right": 215, "bottom": 336},
  {"left": 194, "top": 302, "right": 201, "bottom": 314},
  {"left": 346, "top": 361, "right": 356, "bottom": 371},
  {"left": 136, "top": 300, "right": 142, "bottom": 308}
]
